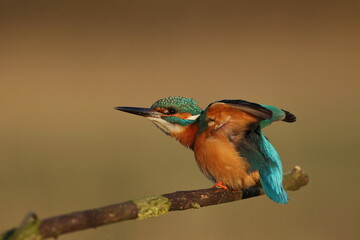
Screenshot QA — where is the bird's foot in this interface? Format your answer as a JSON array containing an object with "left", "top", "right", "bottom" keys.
[{"left": 212, "top": 182, "right": 228, "bottom": 190}]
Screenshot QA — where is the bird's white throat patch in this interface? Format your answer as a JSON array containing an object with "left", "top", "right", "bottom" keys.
[{"left": 147, "top": 117, "right": 183, "bottom": 135}]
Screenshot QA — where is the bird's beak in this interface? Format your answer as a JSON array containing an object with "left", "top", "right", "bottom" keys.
[{"left": 114, "top": 106, "right": 161, "bottom": 118}]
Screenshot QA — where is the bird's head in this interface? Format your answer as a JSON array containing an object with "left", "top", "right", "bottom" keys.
[{"left": 115, "top": 96, "right": 202, "bottom": 135}]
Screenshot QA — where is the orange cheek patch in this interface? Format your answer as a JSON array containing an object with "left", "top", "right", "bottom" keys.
[
  {"left": 153, "top": 107, "right": 166, "bottom": 113},
  {"left": 174, "top": 112, "right": 192, "bottom": 119}
]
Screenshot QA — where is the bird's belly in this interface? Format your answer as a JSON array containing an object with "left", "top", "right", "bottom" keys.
[{"left": 194, "top": 135, "right": 259, "bottom": 189}]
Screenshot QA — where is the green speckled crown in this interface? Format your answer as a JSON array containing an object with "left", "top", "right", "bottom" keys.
[{"left": 151, "top": 96, "right": 202, "bottom": 115}]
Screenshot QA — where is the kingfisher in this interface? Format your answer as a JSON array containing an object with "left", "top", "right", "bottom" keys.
[{"left": 115, "top": 96, "right": 296, "bottom": 204}]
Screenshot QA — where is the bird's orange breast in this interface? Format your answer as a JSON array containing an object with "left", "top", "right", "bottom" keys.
[
  {"left": 193, "top": 103, "right": 261, "bottom": 189},
  {"left": 194, "top": 133, "right": 259, "bottom": 189}
]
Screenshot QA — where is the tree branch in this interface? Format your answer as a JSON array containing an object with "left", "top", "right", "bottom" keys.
[{"left": 1, "top": 166, "right": 309, "bottom": 240}]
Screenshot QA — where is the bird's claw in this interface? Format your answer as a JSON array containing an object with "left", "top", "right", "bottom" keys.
[{"left": 212, "top": 182, "right": 228, "bottom": 190}]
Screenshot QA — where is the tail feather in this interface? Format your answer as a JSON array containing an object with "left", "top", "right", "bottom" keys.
[
  {"left": 282, "top": 109, "right": 296, "bottom": 123},
  {"left": 258, "top": 133, "right": 288, "bottom": 204},
  {"left": 260, "top": 169, "right": 288, "bottom": 204}
]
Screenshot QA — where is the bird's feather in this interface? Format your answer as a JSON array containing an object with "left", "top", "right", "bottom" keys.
[
  {"left": 217, "top": 100, "right": 273, "bottom": 121},
  {"left": 259, "top": 105, "right": 296, "bottom": 128}
]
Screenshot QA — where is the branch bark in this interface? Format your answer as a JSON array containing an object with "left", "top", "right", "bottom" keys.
[{"left": 1, "top": 166, "right": 309, "bottom": 240}]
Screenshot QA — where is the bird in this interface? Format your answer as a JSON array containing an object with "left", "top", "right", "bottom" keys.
[{"left": 115, "top": 96, "right": 296, "bottom": 203}]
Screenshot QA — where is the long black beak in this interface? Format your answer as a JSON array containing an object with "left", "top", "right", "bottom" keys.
[{"left": 114, "top": 106, "right": 161, "bottom": 118}]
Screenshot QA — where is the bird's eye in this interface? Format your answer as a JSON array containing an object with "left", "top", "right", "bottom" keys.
[{"left": 168, "top": 108, "right": 177, "bottom": 114}]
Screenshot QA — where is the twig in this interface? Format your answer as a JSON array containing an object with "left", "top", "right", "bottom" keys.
[{"left": 0, "top": 166, "right": 309, "bottom": 240}]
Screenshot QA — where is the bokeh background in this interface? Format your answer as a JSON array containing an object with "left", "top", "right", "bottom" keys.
[{"left": 1, "top": 0, "right": 359, "bottom": 239}]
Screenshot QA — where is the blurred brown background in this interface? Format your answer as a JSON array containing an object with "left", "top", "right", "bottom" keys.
[{"left": 1, "top": 0, "right": 359, "bottom": 239}]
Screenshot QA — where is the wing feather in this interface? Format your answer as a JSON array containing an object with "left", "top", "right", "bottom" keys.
[
  {"left": 217, "top": 100, "right": 273, "bottom": 121},
  {"left": 203, "top": 99, "right": 289, "bottom": 203}
]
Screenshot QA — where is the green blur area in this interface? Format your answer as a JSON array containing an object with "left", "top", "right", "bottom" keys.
[{"left": 1, "top": 1, "right": 359, "bottom": 239}]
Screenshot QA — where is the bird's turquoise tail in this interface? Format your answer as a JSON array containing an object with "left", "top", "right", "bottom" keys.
[
  {"left": 253, "top": 104, "right": 295, "bottom": 203},
  {"left": 259, "top": 167, "right": 288, "bottom": 204},
  {"left": 258, "top": 134, "right": 288, "bottom": 204}
]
